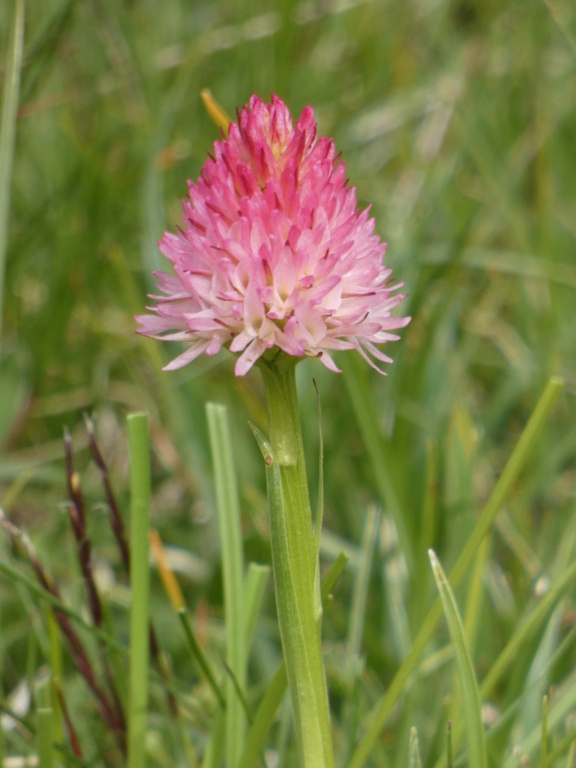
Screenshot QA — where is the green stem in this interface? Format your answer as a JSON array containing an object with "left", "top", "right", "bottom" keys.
[{"left": 255, "top": 361, "right": 335, "bottom": 768}]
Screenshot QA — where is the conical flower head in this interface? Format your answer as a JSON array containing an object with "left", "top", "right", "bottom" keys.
[{"left": 137, "top": 95, "right": 410, "bottom": 376}]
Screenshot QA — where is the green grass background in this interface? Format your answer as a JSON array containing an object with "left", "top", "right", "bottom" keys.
[{"left": 1, "top": 0, "right": 576, "bottom": 765}]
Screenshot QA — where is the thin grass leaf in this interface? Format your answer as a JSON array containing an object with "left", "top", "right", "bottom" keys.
[
  {"left": 348, "top": 377, "right": 563, "bottom": 768},
  {"left": 541, "top": 694, "right": 549, "bottom": 768},
  {"left": 342, "top": 356, "right": 414, "bottom": 572},
  {"left": 446, "top": 540, "right": 576, "bottom": 764},
  {"left": 479, "top": 628, "right": 575, "bottom": 763},
  {"left": 46, "top": 611, "right": 62, "bottom": 748},
  {"left": 149, "top": 527, "right": 225, "bottom": 710},
  {"left": 502, "top": 663, "right": 576, "bottom": 767},
  {"left": 313, "top": 378, "right": 324, "bottom": 561},
  {"left": 429, "top": 549, "right": 486, "bottom": 768},
  {"left": 321, "top": 552, "right": 350, "bottom": 604},
  {"left": 0, "top": 0, "right": 24, "bottom": 351},
  {"left": 568, "top": 741, "right": 576, "bottom": 768},
  {"left": 495, "top": 512, "right": 541, "bottom": 580},
  {"left": 418, "top": 440, "right": 438, "bottom": 571},
  {"left": 243, "top": 563, "right": 270, "bottom": 656},
  {"left": 409, "top": 727, "right": 422, "bottom": 768},
  {"left": 517, "top": 607, "right": 562, "bottom": 741},
  {"left": 223, "top": 661, "right": 255, "bottom": 725},
  {"left": 237, "top": 664, "right": 287, "bottom": 768},
  {"left": 345, "top": 524, "right": 372, "bottom": 762},
  {"left": 177, "top": 610, "right": 226, "bottom": 710},
  {"left": 347, "top": 505, "right": 379, "bottom": 659},
  {"left": 202, "top": 708, "right": 226, "bottom": 768},
  {"left": 448, "top": 378, "right": 564, "bottom": 589},
  {"left": 381, "top": 515, "right": 411, "bottom": 664},
  {"left": 54, "top": 680, "right": 83, "bottom": 759},
  {"left": 463, "top": 536, "right": 490, "bottom": 662},
  {"left": 0, "top": 557, "right": 124, "bottom": 655},
  {"left": 312, "top": 378, "right": 325, "bottom": 650},
  {"left": 0, "top": 674, "right": 4, "bottom": 766},
  {"left": 36, "top": 669, "right": 54, "bottom": 768},
  {"left": 481, "top": 558, "right": 576, "bottom": 698},
  {"left": 127, "top": 413, "right": 151, "bottom": 768},
  {"left": 206, "top": 402, "right": 246, "bottom": 766}
]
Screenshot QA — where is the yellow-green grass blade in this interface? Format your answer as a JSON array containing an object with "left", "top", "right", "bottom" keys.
[
  {"left": 127, "top": 413, "right": 152, "bottom": 768},
  {"left": 409, "top": 727, "right": 422, "bottom": 768},
  {"left": 429, "top": 549, "right": 486, "bottom": 768},
  {"left": 348, "top": 377, "right": 563, "bottom": 768},
  {"left": 206, "top": 402, "right": 247, "bottom": 767}
]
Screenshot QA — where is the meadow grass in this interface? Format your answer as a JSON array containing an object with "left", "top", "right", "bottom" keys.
[{"left": 1, "top": 0, "right": 576, "bottom": 765}]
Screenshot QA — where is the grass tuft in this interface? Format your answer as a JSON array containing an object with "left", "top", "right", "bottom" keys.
[{"left": 1, "top": 1, "right": 575, "bottom": 764}]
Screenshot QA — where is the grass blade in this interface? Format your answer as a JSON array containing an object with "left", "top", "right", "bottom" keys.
[
  {"left": 36, "top": 669, "right": 54, "bottom": 768},
  {"left": 347, "top": 505, "right": 379, "bottom": 659},
  {"left": 481, "top": 558, "right": 576, "bottom": 698},
  {"left": 449, "top": 377, "right": 564, "bottom": 589},
  {"left": 541, "top": 694, "right": 549, "bottom": 768},
  {"left": 342, "top": 356, "right": 413, "bottom": 572},
  {"left": 203, "top": 708, "right": 226, "bottom": 768},
  {"left": 127, "top": 413, "right": 152, "bottom": 768},
  {"left": 46, "top": 610, "right": 63, "bottom": 749},
  {"left": 206, "top": 402, "right": 246, "bottom": 766},
  {"left": 0, "top": 0, "right": 24, "bottom": 350},
  {"left": 348, "top": 377, "right": 563, "bottom": 768},
  {"left": 429, "top": 549, "right": 486, "bottom": 768},
  {"left": 237, "top": 662, "right": 287, "bottom": 768},
  {"left": 503, "top": 662, "right": 576, "bottom": 767},
  {"left": 565, "top": 740, "right": 576, "bottom": 768},
  {"left": 243, "top": 563, "right": 270, "bottom": 655},
  {"left": 177, "top": 610, "right": 226, "bottom": 709},
  {"left": 149, "top": 528, "right": 225, "bottom": 710},
  {"left": 409, "top": 726, "right": 422, "bottom": 768}
]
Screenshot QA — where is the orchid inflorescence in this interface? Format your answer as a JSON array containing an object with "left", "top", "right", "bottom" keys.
[{"left": 137, "top": 95, "right": 409, "bottom": 376}]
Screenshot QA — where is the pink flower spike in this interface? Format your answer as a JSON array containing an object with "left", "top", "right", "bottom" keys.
[{"left": 137, "top": 94, "right": 410, "bottom": 375}]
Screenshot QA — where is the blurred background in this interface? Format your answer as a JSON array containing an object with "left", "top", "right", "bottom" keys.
[{"left": 1, "top": 0, "right": 576, "bottom": 764}]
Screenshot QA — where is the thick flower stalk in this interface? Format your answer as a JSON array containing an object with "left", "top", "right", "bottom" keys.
[
  {"left": 137, "top": 95, "right": 409, "bottom": 768},
  {"left": 136, "top": 94, "right": 409, "bottom": 375}
]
